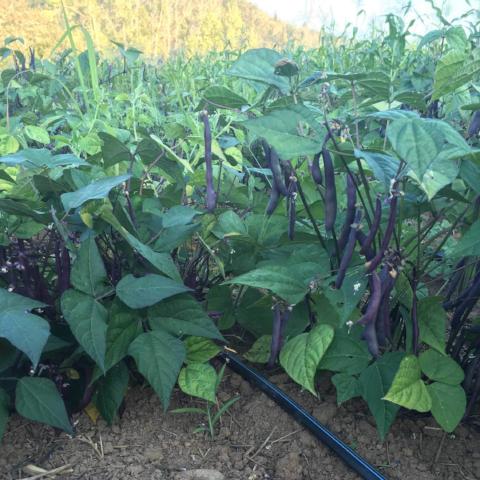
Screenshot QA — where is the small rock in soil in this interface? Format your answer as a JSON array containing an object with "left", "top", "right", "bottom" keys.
[
  {"left": 174, "top": 469, "right": 225, "bottom": 480},
  {"left": 144, "top": 446, "right": 164, "bottom": 463},
  {"left": 239, "top": 380, "right": 253, "bottom": 396}
]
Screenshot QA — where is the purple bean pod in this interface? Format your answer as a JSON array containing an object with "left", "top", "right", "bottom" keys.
[
  {"left": 335, "top": 208, "right": 362, "bottom": 289},
  {"left": 322, "top": 147, "right": 337, "bottom": 234},
  {"left": 268, "top": 304, "right": 290, "bottom": 368},
  {"left": 365, "top": 187, "right": 399, "bottom": 273},
  {"left": 338, "top": 173, "right": 357, "bottom": 252},
  {"left": 310, "top": 152, "right": 323, "bottom": 185},
  {"left": 356, "top": 230, "right": 375, "bottom": 261},
  {"left": 269, "top": 147, "right": 289, "bottom": 196},
  {"left": 266, "top": 181, "right": 281, "bottom": 215},
  {"left": 360, "top": 197, "right": 382, "bottom": 256},
  {"left": 358, "top": 271, "right": 382, "bottom": 326},
  {"left": 200, "top": 111, "right": 217, "bottom": 213}
]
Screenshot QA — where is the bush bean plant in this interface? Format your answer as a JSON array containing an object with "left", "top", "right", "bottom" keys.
[{"left": 1, "top": 10, "right": 480, "bottom": 441}]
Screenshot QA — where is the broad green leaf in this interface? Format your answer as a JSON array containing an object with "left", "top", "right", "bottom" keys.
[
  {"left": 427, "top": 383, "right": 466, "bottom": 433},
  {"left": 459, "top": 160, "right": 480, "bottom": 194},
  {"left": 160, "top": 205, "right": 200, "bottom": 228},
  {"left": 0, "top": 133, "right": 19, "bottom": 155},
  {"left": 320, "top": 269, "right": 367, "bottom": 326},
  {"left": 104, "top": 311, "right": 142, "bottom": 372},
  {"left": 148, "top": 294, "right": 223, "bottom": 340},
  {"left": 417, "top": 29, "right": 444, "bottom": 50},
  {"left": 61, "top": 174, "right": 131, "bottom": 211},
  {"left": 445, "top": 26, "right": 468, "bottom": 51},
  {"left": 319, "top": 328, "right": 371, "bottom": 375},
  {"left": 359, "top": 352, "right": 404, "bottom": 440},
  {"left": 432, "top": 51, "right": 480, "bottom": 100},
  {"left": 227, "top": 48, "right": 289, "bottom": 92},
  {"left": 116, "top": 274, "right": 190, "bottom": 309},
  {"left": 280, "top": 324, "right": 334, "bottom": 395},
  {"left": 94, "top": 361, "right": 129, "bottom": 425},
  {"left": 178, "top": 363, "right": 217, "bottom": 403},
  {"left": 383, "top": 355, "right": 432, "bottom": 412},
  {"left": 128, "top": 330, "right": 185, "bottom": 410},
  {"left": 100, "top": 208, "right": 180, "bottom": 281},
  {"left": 450, "top": 220, "right": 480, "bottom": 258},
  {"left": 202, "top": 85, "right": 249, "bottom": 110},
  {"left": 354, "top": 149, "right": 400, "bottom": 191},
  {"left": 0, "top": 289, "right": 49, "bottom": 368},
  {"left": 71, "top": 236, "right": 108, "bottom": 297},
  {"left": 242, "top": 104, "right": 324, "bottom": 159},
  {"left": 245, "top": 335, "right": 271, "bottom": 364},
  {"left": 184, "top": 337, "right": 221, "bottom": 364},
  {"left": 212, "top": 210, "right": 247, "bottom": 238},
  {"left": 224, "top": 265, "right": 311, "bottom": 305},
  {"left": 61, "top": 290, "right": 107, "bottom": 371},
  {"left": 15, "top": 377, "right": 72, "bottom": 433},
  {"left": 25, "top": 126, "right": 50, "bottom": 145},
  {"left": 419, "top": 349, "right": 464, "bottom": 385},
  {"left": 331, "top": 373, "right": 361, "bottom": 405},
  {"left": 0, "top": 149, "right": 86, "bottom": 169},
  {"left": 0, "top": 388, "right": 9, "bottom": 440},
  {"left": 387, "top": 117, "right": 461, "bottom": 199},
  {"left": 417, "top": 297, "right": 446, "bottom": 353},
  {"left": 99, "top": 132, "right": 131, "bottom": 168}
]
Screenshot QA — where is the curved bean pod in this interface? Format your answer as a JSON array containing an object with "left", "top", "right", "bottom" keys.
[{"left": 322, "top": 147, "right": 337, "bottom": 234}]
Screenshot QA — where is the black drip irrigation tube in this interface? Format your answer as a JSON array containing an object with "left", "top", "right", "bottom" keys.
[{"left": 219, "top": 351, "right": 386, "bottom": 480}]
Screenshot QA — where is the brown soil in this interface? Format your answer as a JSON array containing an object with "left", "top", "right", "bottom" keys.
[{"left": 1, "top": 366, "right": 480, "bottom": 480}]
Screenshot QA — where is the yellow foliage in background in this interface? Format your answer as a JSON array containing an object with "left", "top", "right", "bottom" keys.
[{"left": 0, "top": 0, "right": 320, "bottom": 57}]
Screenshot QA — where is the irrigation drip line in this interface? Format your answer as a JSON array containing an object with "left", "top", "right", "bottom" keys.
[{"left": 219, "top": 351, "right": 386, "bottom": 480}]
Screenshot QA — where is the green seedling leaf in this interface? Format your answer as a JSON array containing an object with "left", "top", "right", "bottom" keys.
[
  {"left": 128, "top": 330, "right": 185, "bottom": 410},
  {"left": 71, "top": 236, "right": 109, "bottom": 297},
  {"left": 419, "top": 349, "right": 464, "bottom": 385},
  {"left": 94, "top": 361, "right": 129, "bottom": 425},
  {"left": 383, "top": 355, "right": 432, "bottom": 412},
  {"left": 116, "top": 274, "right": 190, "bottom": 309},
  {"left": 15, "top": 377, "right": 72, "bottom": 434},
  {"left": 61, "top": 174, "right": 131, "bottom": 211},
  {"left": 0, "top": 289, "right": 49, "bottom": 368},
  {"left": 359, "top": 352, "right": 405, "bottom": 440},
  {"left": 184, "top": 337, "right": 221, "bottom": 364},
  {"left": 280, "top": 324, "right": 334, "bottom": 395},
  {"left": 61, "top": 290, "right": 107, "bottom": 371},
  {"left": 427, "top": 382, "right": 466, "bottom": 433},
  {"left": 178, "top": 363, "right": 217, "bottom": 403},
  {"left": 331, "top": 373, "right": 361, "bottom": 405}
]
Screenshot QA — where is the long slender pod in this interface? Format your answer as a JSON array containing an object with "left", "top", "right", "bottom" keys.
[
  {"left": 322, "top": 147, "right": 337, "bottom": 234},
  {"left": 358, "top": 272, "right": 382, "bottom": 326},
  {"left": 269, "top": 147, "right": 289, "bottom": 196},
  {"left": 338, "top": 173, "right": 357, "bottom": 251},
  {"left": 268, "top": 304, "right": 290, "bottom": 368},
  {"left": 365, "top": 186, "right": 399, "bottom": 273},
  {"left": 200, "top": 111, "right": 217, "bottom": 212},
  {"left": 266, "top": 181, "right": 281, "bottom": 215},
  {"left": 335, "top": 209, "right": 362, "bottom": 289},
  {"left": 310, "top": 152, "right": 323, "bottom": 185},
  {"left": 360, "top": 197, "right": 382, "bottom": 255},
  {"left": 356, "top": 230, "right": 375, "bottom": 261}
]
